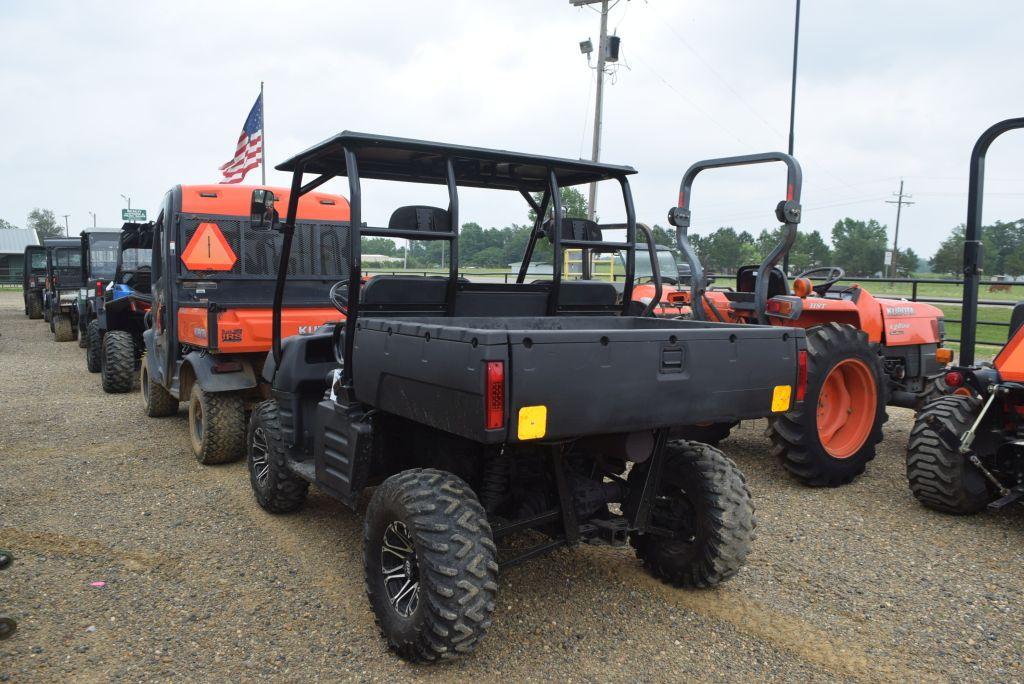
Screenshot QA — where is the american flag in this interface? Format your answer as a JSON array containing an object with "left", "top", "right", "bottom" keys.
[{"left": 219, "top": 93, "right": 263, "bottom": 184}]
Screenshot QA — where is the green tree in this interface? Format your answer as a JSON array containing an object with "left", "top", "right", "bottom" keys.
[
  {"left": 361, "top": 236, "right": 399, "bottom": 257},
  {"left": 699, "top": 227, "right": 758, "bottom": 274},
  {"left": 650, "top": 224, "right": 676, "bottom": 251},
  {"left": 0, "top": 218, "right": 19, "bottom": 230},
  {"left": 893, "top": 247, "right": 920, "bottom": 277},
  {"left": 27, "top": 208, "right": 62, "bottom": 240},
  {"left": 754, "top": 227, "right": 832, "bottom": 273},
  {"left": 831, "top": 217, "right": 887, "bottom": 276},
  {"left": 929, "top": 225, "right": 964, "bottom": 275},
  {"left": 527, "top": 187, "right": 589, "bottom": 223}
]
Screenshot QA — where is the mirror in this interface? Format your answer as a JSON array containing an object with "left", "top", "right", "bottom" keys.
[{"left": 250, "top": 189, "right": 279, "bottom": 230}]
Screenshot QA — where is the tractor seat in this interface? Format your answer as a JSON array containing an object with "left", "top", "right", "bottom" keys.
[{"left": 735, "top": 264, "right": 789, "bottom": 297}]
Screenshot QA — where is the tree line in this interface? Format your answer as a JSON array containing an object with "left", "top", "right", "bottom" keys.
[{"left": 0, "top": 209, "right": 65, "bottom": 239}]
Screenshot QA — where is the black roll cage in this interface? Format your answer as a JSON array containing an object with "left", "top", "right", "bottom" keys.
[
  {"left": 667, "top": 152, "right": 803, "bottom": 324},
  {"left": 269, "top": 132, "right": 644, "bottom": 386},
  {"left": 114, "top": 221, "right": 154, "bottom": 280},
  {"left": 960, "top": 117, "right": 1024, "bottom": 366}
]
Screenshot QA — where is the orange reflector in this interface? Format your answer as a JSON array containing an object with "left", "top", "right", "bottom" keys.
[
  {"left": 792, "top": 277, "right": 813, "bottom": 298},
  {"left": 936, "top": 347, "right": 954, "bottom": 365},
  {"left": 181, "top": 222, "right": 237, "bottom": 271}
]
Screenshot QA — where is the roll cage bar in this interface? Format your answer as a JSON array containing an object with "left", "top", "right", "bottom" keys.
[
  {"left": 960, "top": 117, "right": 1024, "bottom": 366},
  {"left": 667, "top": 152, "right": 803, "bottom": 324},
  {"left": 269, "top": 131, "right": 643, "bottom": 385}
]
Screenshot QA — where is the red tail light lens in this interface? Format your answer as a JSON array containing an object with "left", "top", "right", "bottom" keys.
[
  {"left": 485, "top": 361, "right": 505, "bottom": 429},
  {"left": 796, "top": 350, "right": 808, "bottom": 402},
  {"left": 944, "top": 371, "right": 964, "bottom": 388},
  {"left": 96, "top": 280, "right": 104, "bottom": 297}
]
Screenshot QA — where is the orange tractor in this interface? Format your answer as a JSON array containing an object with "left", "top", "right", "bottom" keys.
[
  {"left": 668, "top": 152, "right": 951, "bottom": 485},
  {"left": 906, "top": 117, "right": 1024, "bottom": 513}
]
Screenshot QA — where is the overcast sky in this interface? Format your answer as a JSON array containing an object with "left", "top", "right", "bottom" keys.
[{"left": 3, "top": 0, "right": 1024, "bottom": 259}]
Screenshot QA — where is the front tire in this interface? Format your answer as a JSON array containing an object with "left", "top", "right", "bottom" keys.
[
  {"left": 53, "top": 313, "right": 75, "bottom": 342},
  {"left": 672, "top": 422, "right": 737, "bottom": 445},
  {"left": 141, "top": 361, "right": 178, "bottom": 417},
  {"left": 86, "top": 320, "right": 103, "bottom": 373},
  {"left": 364, "top": 469, "right": 498, "bottom": 663},
  {"left": 27, "top": 293, "right": 42, "bottom": 319},
  {"left": 768, "top": 323, "right": 888, "bottom": 486},
  {"left": 907, "top": 395, "right": 992, "bottom": 514},
  {"left": 628, "top": 440, "right": 756, "bottom": 587},
  {"left": 247, "top": 400, "right": 309, "bottom": 513},
  {"left": 101, "top": 330, "right": 135, "bottom": 393},
  {"left": 188, "top": 385, "right": 245, "bottom": 465}
]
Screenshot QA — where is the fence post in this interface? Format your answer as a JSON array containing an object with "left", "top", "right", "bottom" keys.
[{"left": 912, "top": 280, "right": 918, "bottom": 301}]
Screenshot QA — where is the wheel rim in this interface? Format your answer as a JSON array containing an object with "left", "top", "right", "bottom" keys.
[
  {"left": 250, "top": 426, "right": 270, "bottom": 487},
  {"left": 380, "top": 520, "right": 420, "bottom": 618},
  {"left": 816, "top": 358, "right": 877, "bottom": 458}
]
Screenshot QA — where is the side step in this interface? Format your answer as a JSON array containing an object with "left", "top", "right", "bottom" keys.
[
  {"left": 988, "top": 486, "right": 1024, "bottom": 510},
  {"left": 579, "top": 517, "right": 629, "bottom": 547}
]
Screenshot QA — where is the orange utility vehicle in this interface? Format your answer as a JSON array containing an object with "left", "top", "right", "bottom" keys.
[
  {"left": 141, "top": 184, "right": 350, "bottom": 464},
  {"left": 907, "top": 118, "right": 1024, "bottom": 513},
  {"left": 668, "top": 153, "right": 951, "bottom": 486}
]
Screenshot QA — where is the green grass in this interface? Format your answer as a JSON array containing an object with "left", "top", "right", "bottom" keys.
[{"left": 933, "top": 303, "right": 1012, "bottom": 349}]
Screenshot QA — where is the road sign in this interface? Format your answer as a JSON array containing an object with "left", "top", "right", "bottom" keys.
[{"left": 122, "top": 208, "right": 147, "bottom": 221}]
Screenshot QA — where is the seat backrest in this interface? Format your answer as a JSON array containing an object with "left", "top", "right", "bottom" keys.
[
  {"left": 1009, "top": 302, "right": 1024, "bottom": 342},
  {"left": 541, "top": 217, "right": 602, "bottom": 242},
  {"left": 736, "top": 264, "right": 788, "bottom": 298},
  {"left": 389, "top": 205, "right": 451, "bottom": 232}
]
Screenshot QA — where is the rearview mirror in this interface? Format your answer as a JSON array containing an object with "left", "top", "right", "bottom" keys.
[{"left": 250, "top": 189, "right": 279, "bottom": 230}]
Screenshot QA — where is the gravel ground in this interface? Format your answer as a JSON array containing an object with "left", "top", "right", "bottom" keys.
[{"left": 1, "top": 288, "right": 1023, "bottom": 683}]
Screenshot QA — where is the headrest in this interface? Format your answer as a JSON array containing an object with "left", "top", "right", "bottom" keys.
[
  {"left": 541, "top": 218, "right": 601, "bottom": 243},
  {"left": 388, "top": 205, "right": 451, "bottom": 232}
]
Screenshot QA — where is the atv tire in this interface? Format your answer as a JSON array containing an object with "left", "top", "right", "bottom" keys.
[
  {"left": 27, "top": 293, "right": 42, "bottom": 319},
  {"left": 44, "top": 304, "right": 51, "bottom": 323},
  {"left": 77, "top": 319, "right": 88, "bottom": 348},
  {"left": 364, "top": 469, "right": 498, "bottom": 663},
  {"left": 141, "top": 362, "right": 178, "bottom": 417},
  {"left": 101, "top": 330, "right": 135, "bottom": 393},
  {"left": 247, "top": 400, "right": 309, "bottom": 513},
  {"left": 768, "top": 323, "right": 888, "bottom": 487},
  {"left": 53, "top": 313, "right": 75, "bottom": 342},
  {"left": 906, "top": 394, "right": 993, "bottom": 514},
  {"left": 671, "top": 422, "right": 737, "bottom": 445},
  {"left": 188, "top": 385, "right": 245, "bottom": 465},
  {"left": 85, "top": 320, "right": 103, "bottom": 372},
  {"left": 628, "top": 440, "right": 756, "bottom": 587}
]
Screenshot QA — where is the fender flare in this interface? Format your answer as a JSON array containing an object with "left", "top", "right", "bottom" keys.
[{"left": 180, "top": 351, "right": 258, "bottom": 397}]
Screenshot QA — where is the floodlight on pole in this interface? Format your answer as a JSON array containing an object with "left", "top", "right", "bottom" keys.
[
  {"left": 579, "top": 39, "right": 593, "bottom": 55},
  {"left": 120, "top": 194, "right": 132, "bottom": 211}
]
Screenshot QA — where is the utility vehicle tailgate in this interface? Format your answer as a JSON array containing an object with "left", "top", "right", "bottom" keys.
[{"left": 353, "top": 316, "right": 805, "bottom": 443}]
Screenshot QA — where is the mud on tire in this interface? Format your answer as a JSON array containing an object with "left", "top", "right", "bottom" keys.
[
  {"left": 188, "top": 385, "right": 245, "bottom": 465},
  {"left": 364, "top": 469, "right": 499, "bottom": 663},
  {"left": 53, "top": 313, "right": 75, "bottom": 342},
  {"left": 768, "top": 322, "right": 888, "bottom": 487},
  {"left": 27, "top": 293, "right": 42, "bottom": 319},
  {"left": 628, "top": 440, "right": 756, "bottom": 588},
  {"left": 907, "top": 394, "right": 993, "bottom": 514},
  {"left": 247, "top": 400, "right": 309, "bottom": 513},
  {"left": 141, "top": 360, "right": 179, "bottom": 417},
  {"left": 101, "top": 330, "right": 135, "bottom": 393}
]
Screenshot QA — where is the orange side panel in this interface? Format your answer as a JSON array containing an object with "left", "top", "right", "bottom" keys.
[
  {"left": 179, "top": 185, "right": 350, "bottom": 222},
  {"left": 995, "top": 326, "right": 1024, "bottom": 381},
  {"left": 874, "top": 297, "right": 943, "bottom": 347},
  {"left": 177, "top": 307, "right": 342, "bottom": 353},
  {"left": 632, "top": 283, "right": 689, "bottom": 316}
]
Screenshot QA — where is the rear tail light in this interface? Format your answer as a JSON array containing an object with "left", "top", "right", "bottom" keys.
[
  {"left": 485, "top": 361, "right": 505, "bottom": 429},
  {"left": 944, "top": 371, "right": 964, "bottom": 388},
  {"left": 96, "top": 280, "right": 104, "bottom": 297},
  {"left": 796, "top": 350, "right": 808, "bottom": 402}
]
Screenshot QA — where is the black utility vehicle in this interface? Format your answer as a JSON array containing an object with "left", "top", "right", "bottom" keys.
[
  {"left": 86, "top": 222, "right": 154, "bottom": 392},
  {"left": 247, "top": 133, "right": 808, "bottom": 662},
  {"left": 76, "top": 229, "right": 120, "bottom": 348},
  {"left": 22, "top": 244, "right": 46, "bottom": 319},
  {"left": 43, "top": 237, "right": 83, "bottom": 341}
]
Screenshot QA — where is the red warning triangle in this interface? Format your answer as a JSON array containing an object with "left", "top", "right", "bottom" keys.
[{"left": 181, "top": 222, "right": 237, "bottom": 271}]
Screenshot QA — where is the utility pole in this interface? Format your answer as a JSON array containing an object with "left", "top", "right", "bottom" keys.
[
  {"left": 88, "top": 211, "right": 97, "bottom": 228},
  {"left": 121, "top": 194, "right": 132, "bottom": 211},
  {"left": 573, "top": 0, "right": 613, "bottom": 221},
  {"left": 61, "top": 214, "right": 70, "bottom": 237},
  {"left": 886, "top": 180, "right": 914, "bottom": 278}
]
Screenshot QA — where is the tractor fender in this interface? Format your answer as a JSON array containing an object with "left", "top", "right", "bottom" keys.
[{"left": 180, "top": 351, "right": 258, "bottom": 398}]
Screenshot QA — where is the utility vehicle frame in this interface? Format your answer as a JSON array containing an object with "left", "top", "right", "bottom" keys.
[
  {"left": 86, "top": 222, "right": 154, "bottom": 392},
  {"left": 140, "top": 184, "right": 350, "bottom": 465},
  {"left": 75, "top": 229, "right": 121, "bottom": 349},
  {"left": 22, "top": 244, "right": 46, "bottom": 319},
  {"left": 246, "top": 132, "right": 808, "bottom": 662},
  {"left": 907, "top": 117, "right": 1024, "bottom": 514},
  {"left": 43, "top": 237, "right": 84, "bottom": 342},
  {"left": 667, "top": 152, "right": 950, "bottom": 485}
]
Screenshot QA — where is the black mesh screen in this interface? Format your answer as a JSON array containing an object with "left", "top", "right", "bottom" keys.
[{"left": 178, "top": 215, "right": 350, "bottom": 280}]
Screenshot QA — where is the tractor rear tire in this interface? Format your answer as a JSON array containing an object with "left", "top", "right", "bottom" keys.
[
  {"left": 101, "top": 330, "right": 135, "bottom": 393},
  {"left": 768, "top": 323, "right": 888, "bottom": 487},
  {"left": 247, "top": 400, "right": 309, "bottom": 513},
  {"left": 671, "top": 422, "right": 737, "bottom": 445},
  {"left": 141, "top": 362, "right": 178, "bottom": 417},
  {"left": 188, "top": 385, "right": 245, "bottom": 465},
  {"left": 53, "top": 314, "right": 75, "bottom": 342},
  {"left": 628, "top": 440, "right": 756, "bottom": 587},
  {"left": 364, "top": 469, "right": 498, "bottom": 663},
  {"left": 906, "top": 394, "right": 993, "bottom": 514},
  {"left": 27, "top": 293, "right": 42, "bottom": 319},
  {"left": 86, "top": 320, "right": 103, "bottom": 373}
]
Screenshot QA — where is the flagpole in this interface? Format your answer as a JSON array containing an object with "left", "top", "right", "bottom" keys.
[{"left": 260, "top": 81, "right": 266, "bottom": 186}]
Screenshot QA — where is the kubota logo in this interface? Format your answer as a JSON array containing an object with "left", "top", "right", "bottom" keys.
[
  {"left": 886, "top": 306, "right": 916, "bottom": 316},
  {"left": 298, "top": 325, "right": 317, "bottom": 334}
]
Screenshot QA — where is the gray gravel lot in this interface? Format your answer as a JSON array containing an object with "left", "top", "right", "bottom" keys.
[{"left": 1, "top": 288, "right": 1023, "bottom": 682}]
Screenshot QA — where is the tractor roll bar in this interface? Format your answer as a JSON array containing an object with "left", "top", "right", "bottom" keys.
[
  {"left": 667, "top": 152, "right": 802, "bottom": 324},
  {"left": 960, "top": 117, "right": 1024, "bottom": 366}
]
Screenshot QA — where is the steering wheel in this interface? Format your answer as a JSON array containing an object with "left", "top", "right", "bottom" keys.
[
  {"left": 795, "top": 266, "right": 845, "bottom": 296},
  {"left": 329, "top": 280, "right": 349, "bottom": 315}
]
